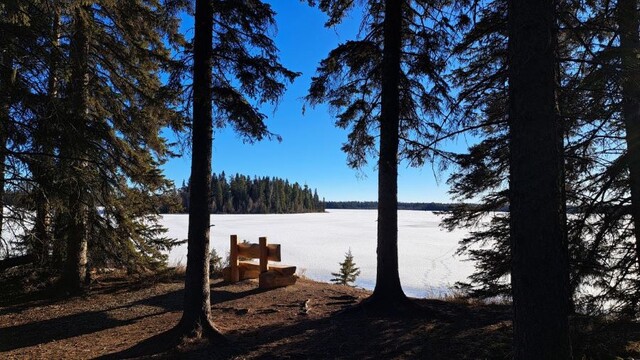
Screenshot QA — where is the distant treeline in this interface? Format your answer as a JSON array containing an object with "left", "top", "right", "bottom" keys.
[
  {"left": 160, "top": 173, "right": 325, "bottom": 214},
  {"left": 326, "top": 201, "right": 456, "bottom": 211}
]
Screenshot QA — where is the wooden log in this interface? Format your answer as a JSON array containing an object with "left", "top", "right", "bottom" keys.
[
  {"left": 238, "top": 260, "right": 261, "bottom": 279},
  {"left": 237, "top": 242, "right": 281, "bottom": 261},
  {"left": 267, "top": 244, "right": 281, "bottom": 262},
  {"left": 230, "top": 234, "right": 239, "bottom": 282},
  {"left": 268, "top": 264, "right": 296, "bottom": 276},
  {"left": 237, "top": 242, "right": 261, "bottom": 259},
  {"left": 222, "top": 266, "right": 231, "bottom": 281},
  {"left": 259, "top": 270, "right": 298, "bottom": 289},
  {"left": 259, "top": 237, "right": 268, "bottom": 273}
]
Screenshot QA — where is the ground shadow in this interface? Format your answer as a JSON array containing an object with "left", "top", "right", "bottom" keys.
[
  {"left": 0, "top": 289, "right": 184, "bottom": 352},
  {"left": 220, "top": 299, "right": 513, "bottom": 359},
  {"left": 89, "top": 283, "right": 272, "bottom": 359}
]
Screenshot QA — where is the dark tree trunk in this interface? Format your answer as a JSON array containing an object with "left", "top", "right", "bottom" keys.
[
  {"left": 60, "top": 6, "right": 90, "bottom": 294},
  {"left": 618, "top": 0, "right": 640, "bottom": 283},
  {"left": 507, "top": 0, "right": 572, "bottom": 358},
  {"left": 0, "top": 60, "right": 8, "bottom": 253},
  {"left": 0, "top": 2, "right": 17, "bottom": 253},
  {"left": 368, "top": 0, "right": 408, "bottom": 308},
  {"left": 32, "top": 9, "right": 60, "bottom": 264},
  {"left": 177, "top": 0, "right": 220, "bottom": 338}
]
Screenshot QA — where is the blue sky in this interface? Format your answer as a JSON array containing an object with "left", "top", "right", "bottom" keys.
[{"left": 161, "top": 1, "right": 465, "bottom": 203}]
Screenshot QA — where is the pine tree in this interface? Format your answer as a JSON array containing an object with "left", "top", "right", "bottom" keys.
[
  {"left": 307, "top": 0, "right": 451, "bottom": 311},
  {"left": 175, "top": 0, "right": 297, "bottom": 345},
  {"left": 331, "top": 249, "right": 361, "bottom": 286},
  {"left": 507, "top": 0, "right": 572, "bottom": 355},
  {"left": 444, "top": 0, "right": 640, "bottom": 317},
  {"left": 47, "top": 0, "right": 189, "bottom": 291},
  {"left": 0, "top": 0, "right": 189, "bottom": 286}
]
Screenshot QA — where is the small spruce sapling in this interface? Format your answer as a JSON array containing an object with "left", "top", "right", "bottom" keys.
[
  {"left": 331, "top": 249, "right": 361, "bottom": 286},
  {"left": 209, "top": 247, "right": 228, "bottom": 278}
]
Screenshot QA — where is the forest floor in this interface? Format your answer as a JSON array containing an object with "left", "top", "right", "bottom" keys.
[{"left": 1, "top": 267, "right": 640, "bottom": 359}]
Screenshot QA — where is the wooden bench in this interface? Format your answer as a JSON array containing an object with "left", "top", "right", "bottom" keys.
[{"left": 222, "top": 235, "right": 297, "bottom": 289}]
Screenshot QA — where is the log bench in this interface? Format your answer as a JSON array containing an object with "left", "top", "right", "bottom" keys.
[{"left": 222, "top": 235, "right": 297, "bottom": 289}]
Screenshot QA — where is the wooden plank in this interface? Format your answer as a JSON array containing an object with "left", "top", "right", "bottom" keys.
[
  {"left": 237, "top": 242, "right": 261, "bottom": 259},
  {"left": 259, "top": 270, "right": 297, "bottom": 289},
  {"left": 236, "top": 241, "right": 281, "bottom": 261},
  {"left": 238, "top": 260, "right": 260, "bottom": 271},
  {"left": 267, "top": 244, "right": 281, "bottom": 262},
  {"left": 268, "top": 264, "right": 296, "bottom": 276},
  {"left": 259, "top": 237, "right": 268, "bottom": 273},
  {"left": 230, "top": 235, "right": 239, "bottom": 282}
]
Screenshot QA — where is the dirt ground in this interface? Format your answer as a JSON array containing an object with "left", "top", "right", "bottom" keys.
[{"left": 1, "top": 269, "right": 640, "bottom": 359}]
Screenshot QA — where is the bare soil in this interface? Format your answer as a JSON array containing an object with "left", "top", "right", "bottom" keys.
[{"left": 1, "top": 268, "right": 639, "bottom": 359}]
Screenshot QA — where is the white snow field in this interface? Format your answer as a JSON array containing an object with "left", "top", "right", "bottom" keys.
[{"left": 161, "top": 209, "right": 474, "bottom": 298}]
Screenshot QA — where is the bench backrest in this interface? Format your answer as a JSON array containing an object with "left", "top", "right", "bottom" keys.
[{"left": 229, "top": 235, "right": 281, "bottom": 282}]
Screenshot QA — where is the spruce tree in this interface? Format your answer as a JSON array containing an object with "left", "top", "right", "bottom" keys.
[
  {"left": 0, "top": 0, "right": 189, "bottom": 284},
  {"left": 176, "top": 0, "right": 297, "bottom": 344},
  {"left": 507, "top": 0, "right": 572, "bottom": 356},
  {"left": 331, "top": 249, "right": 361, "bottom": 286},
  {"left": 445, "top": 0, "right": 640, "bottom": 317},
  {"left": 307, "top": 0, "right": 451, "bottom": 311}
]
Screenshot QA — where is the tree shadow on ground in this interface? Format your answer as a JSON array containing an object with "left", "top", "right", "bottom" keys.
[
  {"left": 0, "top": 289, "right": 184, "bottom": 352},
  {"left": 221, "top": 298, "right": 514, "bottom": 360},
  {"left": 93, "top": 284, "right": 274, "bottom": 359},
  {"left": 171, "top": 298, "right": 640, "bottom": 359}
]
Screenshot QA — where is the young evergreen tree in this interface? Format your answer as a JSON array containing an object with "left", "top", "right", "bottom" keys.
[
  {"left": 307, "top": 0, "right": 451, "bottom": 311},
  {"left": 331, "top": 249, "right": 361, "bottom": 286}
]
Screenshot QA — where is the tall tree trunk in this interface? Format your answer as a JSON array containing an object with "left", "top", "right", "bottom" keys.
[
  {"left": 508, "top": 0, "right": 572, "bottom": 358},
  {"left": 0, "top": 1, "right": 18, "bottom": 256},
  {"left": 0, "top": 54, "right": 8, "bottom": 254},
  {"left": 177, "top": 0, "right": 220, "bottom": 338},
  {"left": 618, "top": 0, "right": 640, "bottom": 290},
  {"left": 32, "top": 6, "right": 60, "bottom": 264},
  {"left": 368, "top": 0, "right": 408, "bottom": 307},
  {"left": 60, "top": 6, "right": 90, "bottom": 293}
]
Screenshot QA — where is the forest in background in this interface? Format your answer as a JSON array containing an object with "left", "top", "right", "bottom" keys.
[
  {"left": 326, "top": 201, "right": 462, "bottom": 211},
  {"left": 159, "top": 172, "right": 325, "bottom": 214}
]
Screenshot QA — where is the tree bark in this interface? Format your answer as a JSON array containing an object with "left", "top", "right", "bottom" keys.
[
  {"left": 0, "top": 1, "right": 18, "bottom": 256},
  {"left": 618, "top": 0, "right": 640, "bottom": 286},
  {"left": 60, "top": 6, "right": 90, "bottom": 293},
  {"left": 177, "top": 0, "right": 221, "bottom": 338},
  {"left": 32, "top": 7, "right": 60, "bottom": 264},
  {"left": 369, "top": 0, "right": 408, "bottom": 307},
  {"left": 507, "top": 0, "right": 572, "bottom": 358}
]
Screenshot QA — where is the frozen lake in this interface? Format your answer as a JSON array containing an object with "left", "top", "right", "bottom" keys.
[{"left": 162, "top": 209, "right": 474, "bottom": 298}]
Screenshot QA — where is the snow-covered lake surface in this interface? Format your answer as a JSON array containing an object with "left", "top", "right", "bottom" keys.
[{"left": 162, "top": 209, "right": 474, "bottom": 298}]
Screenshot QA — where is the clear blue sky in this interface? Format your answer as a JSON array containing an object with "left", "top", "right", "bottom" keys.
[{"left": 161, "top": 1, "right": 467, "bottom": 203}]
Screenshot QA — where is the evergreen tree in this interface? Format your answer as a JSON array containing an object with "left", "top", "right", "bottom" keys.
[
  {"left": 0, "top": 0, "right": 189, "bottom": 288},
  {"left": 507, "top": 0, "right": 572, "bottom": 356},
  {"left": 306, "top": 0, "right": 451, "bottom": 311},
  {"left": 331, "top": 249, "right": 361, "bottom": 286},
  {"left": 59, "top": 5, "right": 91, "bottom": 293},
  {"left": 168, "top": 173, "right": 325, "bottom": 214},
  {"left": 176, "top": 0, "right": 297, "bottom": 344},
  {"left": 444, "top": 0, "right": 640, "bottom": 317}
]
